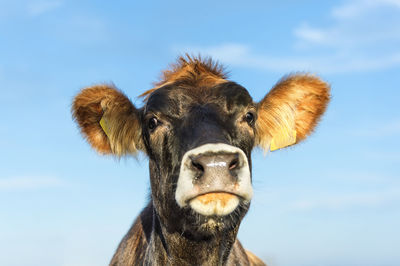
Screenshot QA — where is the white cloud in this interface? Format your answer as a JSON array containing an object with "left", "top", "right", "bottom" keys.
[
  {"left": 289, "top": 188, "right": 400, "bottom": 211},
  {"left": 176, "top": 43, "right": 319, "bottom": 72},
  {"left": 349, "top": 119, "right": 400, "bottom": 137},
  {"left": 178, "top": 0, "right": 400, "bottom": 74},
  {"left": 0, "top": 1, "right": 63, "bottom": 19},
  {"left": 0, "top": 176, "right": 65, "bottom": 190},
  {"left": 294, "top": 25, "right": 328, "bottom": 45},
  {"left": 253, "top": 170, "right": 400, "bottom": 213},
  {"left": 363, "top": 150, "right": 400, "bottom": 162},
  {"left": 331, "top": 0, "right": 400, "bottom": 19},
  {"left": 321, "top": 171, "right": 399, "bottom": 183},
  {"left": 27, "top": 0, "right": 63, "bottom": 16},
  {"left": 295, "top": 3, "right": 400, "bottom": 49},
  {"left": 54, "top": 16, "right": 109, "bottom": 44},
  {"left": 179, "top": 43, "right": 400, "bottom": 74}
]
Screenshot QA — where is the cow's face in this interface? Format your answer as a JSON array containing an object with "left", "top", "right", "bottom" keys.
[
  {"left": 142, "top": 82, "right": 256, "bottom": 236},
  {"left": 72, "top": 57, "right": 330, "bottom": 238}
]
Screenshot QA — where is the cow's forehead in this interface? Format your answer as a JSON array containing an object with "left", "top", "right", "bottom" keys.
[{"left": 144, "top": 82, "right": 254, "bottom": 115}]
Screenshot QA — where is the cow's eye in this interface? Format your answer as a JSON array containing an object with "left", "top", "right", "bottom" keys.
[
  {"left": 245, "top": 112, "right": 255, "bottom": 125},
  {"left": 148, "top": 117, "right": 159, "bottom": 130}
]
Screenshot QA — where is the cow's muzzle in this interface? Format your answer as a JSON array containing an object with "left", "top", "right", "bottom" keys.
[{"left": 175, "top": 143, "right": 253, "bottom": 216}]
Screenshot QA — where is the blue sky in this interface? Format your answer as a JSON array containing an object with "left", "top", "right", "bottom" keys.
[{"left": 1, "top": 0, "right": 399, "bottom": 265}]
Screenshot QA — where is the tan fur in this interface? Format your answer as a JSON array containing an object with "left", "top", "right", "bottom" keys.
[
  {"left": 72, "top": 84, "right": 143, "bottom": 156},
  {"left": 195, "top": 192, "right": 237, "bottom": 207},
  {"left": 246, "top": 250, "right": 267, "bottom": 266},
  {"left": 256, "top": 74, "right": 330, "bottom": 151}
]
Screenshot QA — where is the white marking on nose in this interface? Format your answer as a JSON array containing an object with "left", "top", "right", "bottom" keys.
[{"left": 206, "top": 161, "right": 227, "bottom": 167}]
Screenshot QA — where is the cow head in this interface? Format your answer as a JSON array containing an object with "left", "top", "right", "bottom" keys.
[{"left": 72, "top": 56, "right": 330, "bottom": 239}]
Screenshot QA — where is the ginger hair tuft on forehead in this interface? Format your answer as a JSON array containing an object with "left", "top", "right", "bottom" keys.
[{"left": 140, "top": 55, "right": 228, "bottom": 100}]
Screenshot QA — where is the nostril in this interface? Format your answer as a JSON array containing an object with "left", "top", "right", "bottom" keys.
[
  {"left": 228, "top": 153, "right": 240, "bottom": 170},
  {"left": 190, "top": 157, "right": 204, "bottom": 173},
  {"left": 229, "top": 158, "right": 239, "bottom": 170}
]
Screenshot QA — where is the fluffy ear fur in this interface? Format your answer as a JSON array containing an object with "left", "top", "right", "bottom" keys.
[
  {"left": 72, "top": 84, "right": 143, "bottom": 156},
  {"left": 256, "top": 74, "right": 330, "bottom": 151}
]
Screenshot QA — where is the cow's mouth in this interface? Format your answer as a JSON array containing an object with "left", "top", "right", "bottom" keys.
[{"left": 189, "top": 192, "right": 240, "bottom": 216}]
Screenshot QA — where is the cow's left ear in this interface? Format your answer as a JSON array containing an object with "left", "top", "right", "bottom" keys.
[
  {"left": 72, "top": 84, "right": 144, "bottom": 156},
  {"left": 255, "top": 74, "right": 330, "bottom": 151}
]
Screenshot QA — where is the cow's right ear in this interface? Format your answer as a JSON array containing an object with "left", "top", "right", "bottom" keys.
[{"left": 72, "top": 84, "right": 143, "bottom": 156}]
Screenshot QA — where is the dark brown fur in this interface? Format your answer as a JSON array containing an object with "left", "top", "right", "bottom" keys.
[{"left": 110, "top": 202, "right": 264, "bottom": 266}]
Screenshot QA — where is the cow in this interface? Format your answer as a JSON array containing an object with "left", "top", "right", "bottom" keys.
[{"left": 72, "top": 56, "right": 330, "bottom": 265}]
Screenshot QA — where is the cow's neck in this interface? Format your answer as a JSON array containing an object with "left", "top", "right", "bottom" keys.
[{"left": 147, "top": 204, "right": 239, "bottom": 265}]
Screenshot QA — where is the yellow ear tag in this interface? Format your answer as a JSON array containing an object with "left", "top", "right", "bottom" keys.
[
  {"left": 270, "top": 128, "right": 296, "bottom": 151},
  {"left": 99, "top": 117, "right": 110, "bottom": 138}
]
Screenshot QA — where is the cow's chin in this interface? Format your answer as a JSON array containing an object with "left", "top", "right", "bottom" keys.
[{"left": 182, "top": 193, "right": 250, "bottom": 237}]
